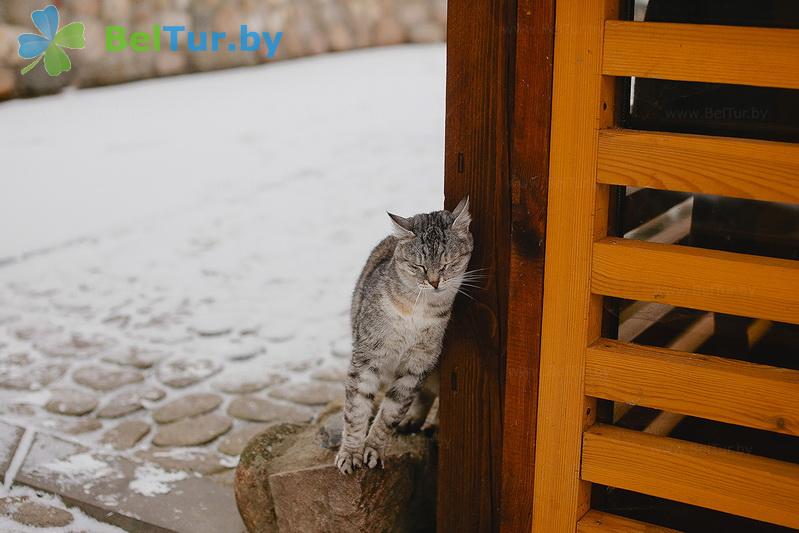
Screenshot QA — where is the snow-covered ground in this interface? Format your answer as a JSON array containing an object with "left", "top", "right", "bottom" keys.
[{"left": 0, "top": 44, "right": 445, "bottom": 530}]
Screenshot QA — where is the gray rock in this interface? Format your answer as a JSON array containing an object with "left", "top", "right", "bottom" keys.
[
  {"left": 101, "top": 420, "right": 150, "bottom": 450},
  {"left": 310, "top": 365, "right": 347, "bottom": 382},
  {"left": 102, "top": 346, "right": 167, "bottom": 369},
  {"left": 217, "top": 424, "right": 271, "bottom": 457},
  {"left": 0, "top": 67, "right": 17, "bottom": 100},
  {"left": 97, "top": 386, "right": 165, "bottom": 418},
  {"left": 136, "top": 447, "right": 232, "bottom": 476},
  {"left": 62, "top": 0, "right": 101, "bottom": 18},
  {"left": 317, "top": 412, "right": 343, "bottom": 449},
  {"left": 2, "top": 1, "right": 53, "bottom": 26},
  {"left": 220, "top": 339, "right": 266, "bottom": 361},
  {"left": 0, "top": 351, "right": 31, "bottom": 371},
  {"left": 45, "top": 388, "right": 98, "bottom": 416},
  {"left": 156, "top": 357, "right": 222, "bottom": 388},
  {"left": 49, "top": 417, "right": 103, "bottom": 435},
  {"left": 73, "top": 365, "right": 144, "bottom": 391},
  {"left": 233, "top": 423, "right": 307, "bottom": 532},
  {"left": 227, "top": 396, "right": 314, "bottom": 424},
  {"left": 35, "top": 332, "right": 117, "bottom": 359},
  {"left": 397, "top": 1, "right": 430, "bottom": 26},
  {"left": 153, "top": 413, "right": 232, "bottom": 447},
  {"left": 281, "top": 358, "right": 322, "bottom": 373},
  {"left": 269, "top": 381, "right": 344, "bottom": 406},
  {"left": 212, "top": 373, "right": 287, "bottom": 394},
  {"left": 330, "top": 337, "right": 352, "bottom": 359},
  {"left": 373, "top": 17, "right": 406, "bottom": 47},
  {"left": 0, "top": 496, "right": 73, "bottom": 528},
  {"left": 100, "top": 0, "right": 130, "bottom": 21},
  {"left": 8, "top": 321, "right": 62, "bottom": 342},
  {"left": 0, "top": 26, "right": 26, "bottom": 69},
  {"left": 0, "top": 362, "right": 68, "bottom": 391},
  {"left": 153, "top": 393, "right": 222, "bottom": 424},
  {"left": 0, "top": 403, "right": 36, "bottom": 417},
  {"left": 235, "top": 414, "right": 435, "bottom": 533},
  {"left": 409, "top": 22, "right": 445, "bottom": 43}
]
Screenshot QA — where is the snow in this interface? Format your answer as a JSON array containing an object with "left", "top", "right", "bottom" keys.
[
  {"left": 41, "top": 453, "right": 113, "bottom": 482},
  {"left": 0, "top": 43, "right": 445, "bottom": 530},
  {"left": 0, "top": 485, "right": 126, "bottom": 533},
  {"left": 129, "top": 464, "right": 189, "bottom": 497},
  {"left": 0, "top": 44, "right": 445, "bottom": 258}
]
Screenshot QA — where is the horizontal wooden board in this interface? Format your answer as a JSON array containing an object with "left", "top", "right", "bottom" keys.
[
  {"left": 582, "top": 425, "right": 799, "bottom": 529},
  {"left": 603, "top": 21, "right": 799, "bottom": 89},
  {"left": 577, "top": 510, "right": 680, "bottom": 533},
  {"left": 597, "top": 130, "right": 799, "bottom": 205},
  {"left": 591, "top": 238, "right": 799, "bottom": 325},
  {"left": 585, "top": 339, "right": 799, "bottom": 436}
]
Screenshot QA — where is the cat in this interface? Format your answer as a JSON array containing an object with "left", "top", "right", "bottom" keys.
[{"left": 335, "top": 196, "right": 474, "bottom": 474}]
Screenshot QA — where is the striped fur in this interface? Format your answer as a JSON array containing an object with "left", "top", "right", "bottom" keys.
[{"left": 335, "top": 197, "right": 473, "bottom": 474}]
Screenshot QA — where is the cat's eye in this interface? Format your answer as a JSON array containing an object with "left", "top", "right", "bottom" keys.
[{"left": 413, "top": 264, "right": 427, "bottom": 272}]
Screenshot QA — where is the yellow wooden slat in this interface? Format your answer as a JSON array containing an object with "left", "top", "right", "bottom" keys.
[
  {"left": 592, "top": 238, "right": 799, "bottom": 325},
  {"left": 597, "top": 130, "right": 799, "bottom": 205},
  {"left": 603, "top": 21, "right": 799, "bottom": 89},
  {"left": 577, "top": 510, "right": 681, "bottom": 533},
  {"left": 586, "top": 339, "right": 799, "bottom": 436},
  {"left": 533, "top": 0, "right": 616, "bottom": 530},
  {"left": 582, "top": 425, "right": 799, "bottom": 529}
]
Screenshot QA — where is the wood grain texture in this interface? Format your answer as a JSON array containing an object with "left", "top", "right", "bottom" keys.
[
  {"left": 440, "top": 0, "right": 513, "bottom": 530},
  {"left": 603, "top": 21, "right": 799, "bottom": 89},
  {"left": 577, "top": 510, "right": 681, "bottom": 533},
  {"left": 586, "top": 339, "right": 799, "bottom": 436},
  {"left": 597, "top": 129, "right": 799, "bottom": 204},
  {"left": 582, "top": 425, "right": 799, "bottom": 529},
  {"left": 499, "top": 0, "right": 556, "bottom": 531},
  {"left": 532, "top": 0, "right": 615, "bottom": 530},
  {"left": 592, "top": 238, "right": 799, "bottom": 325}
]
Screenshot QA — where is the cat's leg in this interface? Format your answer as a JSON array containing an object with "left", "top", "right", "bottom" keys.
[
  {"left": 397, "top": 368, "right": 439, "bottom": 433},
  {"left": 362, "top": 349, "right": 435, "bottom": 468},
  {"left": 335, "top": 354, "right": 380, "bottom": 474}
]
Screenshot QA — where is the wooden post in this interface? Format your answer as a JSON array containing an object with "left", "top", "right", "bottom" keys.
[
  {"left": 439, "top": 0, "right": 556, "bottom": 531},
  {"left": 531, "top": 0, "right": 617, "bottom": 530}
]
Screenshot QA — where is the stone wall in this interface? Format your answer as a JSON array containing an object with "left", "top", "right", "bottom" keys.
[{"left": 0, "top": 0, "right": 446, "bottom": 99}]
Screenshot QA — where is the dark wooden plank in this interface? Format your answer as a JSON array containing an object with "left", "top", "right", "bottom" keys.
[
  {"left": 440, "top": 0, "right": 514, "bottom": 531},
  {"left": 499, "top": 0, "right": 555, "bottom": 532}
]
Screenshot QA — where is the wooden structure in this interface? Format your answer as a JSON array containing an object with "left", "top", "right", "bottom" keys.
[{"left": 440, "top": 0, "right": 799, "bottom": 531}]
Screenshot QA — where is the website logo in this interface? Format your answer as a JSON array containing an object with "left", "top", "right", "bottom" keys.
[
  {"left": 106, "top": 25, "right": 283, "bottom": 58},
  {"left": 17, "top": 5, "right": 86, "bottom": 77}
]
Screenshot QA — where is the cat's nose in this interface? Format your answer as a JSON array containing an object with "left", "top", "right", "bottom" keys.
[{"left": 428, "top": 278, "right": 439, "bottom": 289}]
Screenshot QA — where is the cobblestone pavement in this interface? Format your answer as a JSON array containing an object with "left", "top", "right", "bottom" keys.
[{"left": 0, "top": 45, "right": 444, "bottom": 531}]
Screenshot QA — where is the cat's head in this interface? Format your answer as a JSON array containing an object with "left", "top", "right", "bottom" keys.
[{"left": 388, "top": 196, "right": 474, "bottom": 294}]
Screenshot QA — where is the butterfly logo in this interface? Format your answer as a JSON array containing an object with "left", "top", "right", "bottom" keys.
[{"left": 17, "top": 5, "right": 85, "bottom": 77}]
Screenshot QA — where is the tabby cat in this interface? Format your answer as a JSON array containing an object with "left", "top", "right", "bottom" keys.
[{"left": 336, "top": 197, "right": 474, "bottom": 474}]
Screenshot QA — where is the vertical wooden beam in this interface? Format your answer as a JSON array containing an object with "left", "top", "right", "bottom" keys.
[
  {"left": 532, "top": 0, "right": 617, "bottom": 531},
  {"left": 440, "top": 0, "right": 514, "bottom": 531},
  {"left": 500, "top": 0, "right": 556, "bottom": 532}
]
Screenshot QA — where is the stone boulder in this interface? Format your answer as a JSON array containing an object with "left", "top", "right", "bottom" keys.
[{"left": 235, "top": 408, "right": 436, "bottom": 533}]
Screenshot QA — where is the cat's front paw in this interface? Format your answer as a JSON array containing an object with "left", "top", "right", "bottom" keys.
[
  {"left": 397, "top": 412, "right": 425, "bottom": 434},
  {"left": 335, "top": 448, "right": 363, "bottom": 475},
  {"left": 363, "top": 445, "right": 383, "bottom": 469}
]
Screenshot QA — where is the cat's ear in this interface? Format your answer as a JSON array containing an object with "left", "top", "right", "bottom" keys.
[
  {"left": 388, "top": 212, "right": 415, "bottom": 239},
  {"left": 451, "top": 196, "right": 471, "bottom": 233}
]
